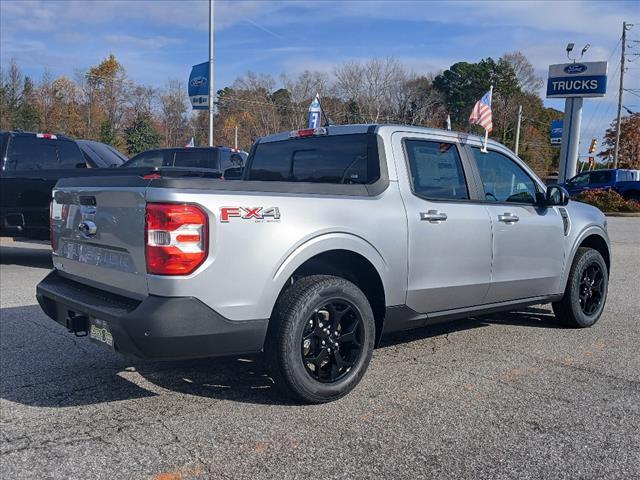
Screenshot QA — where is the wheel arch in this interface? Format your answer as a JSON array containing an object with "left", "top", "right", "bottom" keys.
[
  {"left": 263, "top": 234, "right": 391, "bottom": 344},
  {"left": 562, "top": 226, "right": 611, "bottom": 291}
]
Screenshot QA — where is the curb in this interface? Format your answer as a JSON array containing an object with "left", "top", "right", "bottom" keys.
[{"left": 604, "top": 212, "right": 640, "bottom": 217}]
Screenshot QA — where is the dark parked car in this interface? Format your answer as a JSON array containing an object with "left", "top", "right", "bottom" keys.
[
  {"left": 121, "top": 147, "right": 247, "bottom": 178},
  {"left": 0, "top": 131, "right": 126, "bottom": 239},
  {"left": 561, "top": 169, "right": 640, "bottom": 201}
]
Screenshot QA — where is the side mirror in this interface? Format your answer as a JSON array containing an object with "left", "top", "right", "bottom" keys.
[
  {"left": 223, "top": 167, "right": 244, "bottom": 180},
  {"left": 544, "top": 185, "right": 570, "bottom": 206},
  {"left": 75, "top": 162, "right": 87, "bottom": 169}
]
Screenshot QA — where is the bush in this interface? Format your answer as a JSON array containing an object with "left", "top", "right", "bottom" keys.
[{"left": 575, "top": 188, "right": 640, "bottom": 213}]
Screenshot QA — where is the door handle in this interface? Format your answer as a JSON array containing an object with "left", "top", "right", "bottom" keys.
[
  {"left": 420, "top": 210, "right": 448, "bottom": 222},
  {"left": 498, "top": 212, "right": 519, "bottom": 223}
]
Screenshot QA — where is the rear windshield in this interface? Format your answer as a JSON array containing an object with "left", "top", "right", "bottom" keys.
[
  {"left": 247, "top": 133, "right": 380, "bottom": 184},
  {"left": 6, "top": 136, "right": 84, "bottom": 170}
]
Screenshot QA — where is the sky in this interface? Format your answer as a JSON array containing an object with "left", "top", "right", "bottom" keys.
[{"left": 1, "top": 0, "right": 638, "bottom": 152}]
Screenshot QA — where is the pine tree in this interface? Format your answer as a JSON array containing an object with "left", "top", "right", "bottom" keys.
[
  {"left": 99, "top": 120, "right": 118, "bottom": 147},
  {"left": 124, "top": 112, "right": 161, "bottom": 155},
  {"left": 17, "top": 77, "right": 40, "bottom": 131}
]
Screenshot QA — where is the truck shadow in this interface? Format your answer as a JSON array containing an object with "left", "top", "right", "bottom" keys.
[
  {"left": 0, "top": 304, "right": 562, "bottom": 408},
  {"left": 0, "top": 244, "right": 52, "bottom": 269}
]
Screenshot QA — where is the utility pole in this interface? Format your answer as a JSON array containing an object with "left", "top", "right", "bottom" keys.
[
  {"left": 514, "top": 105, "right": 522, "bottom": 156},
  {"left": 234, "top": 125, "right": 238, "bottom": 150},
  {"left": 208, "top": 0, "right": 215, "bottom": 147},
  {"left": 613, "top": 21, "right": 630, "bottom": 168}
]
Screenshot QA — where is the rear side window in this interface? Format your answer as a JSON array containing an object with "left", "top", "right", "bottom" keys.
[
  {"left": 404, "top": 140, "right": 468, "bottom": 200},
  {"left": 173, "top": 149, "right": 215, "bottom": 169},
  {"left": 248, "top": 134, "right": 379, "bottom": 184},
  {"left": 123, "top": 150, "right": 168, "bottom": 168},
  {"left": 7, "top": 136, "right": 58, "bottom": 170},
  {"left": 57, "top": 140, "right": 85, "bottom": 169},
  {"left": 590, "top": 171, "right": 612, "bottom": 184}
]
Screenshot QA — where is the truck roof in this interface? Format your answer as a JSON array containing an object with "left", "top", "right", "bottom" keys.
[{"left": 257, "top": 123, "right": 502, "bottom": 149}]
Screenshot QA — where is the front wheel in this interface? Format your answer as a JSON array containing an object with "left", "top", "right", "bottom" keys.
[
  {"left": 553, "top": 247, "right": 608, "bottom": 328},
  {"left": 267, "top": 275, "right": 375, "bottom": 403}
]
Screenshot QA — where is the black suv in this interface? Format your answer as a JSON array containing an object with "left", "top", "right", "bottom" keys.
[
  {"left": 121, "top": 147, "right": 247, "bottom": 178},
  {"left": 0, "top": 131, "right": 124, "bottom": 239}
]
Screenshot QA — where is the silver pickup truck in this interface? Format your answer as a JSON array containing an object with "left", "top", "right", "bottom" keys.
[{"left": 37, "top": 124, "right": 610, "bottom": 403}]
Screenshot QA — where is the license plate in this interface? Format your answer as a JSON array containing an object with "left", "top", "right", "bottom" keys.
[{"left": 89, "top": 318, "right": 114, "bottom": 348}]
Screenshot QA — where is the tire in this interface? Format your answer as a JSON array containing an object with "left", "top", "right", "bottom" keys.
[
  {"left": 552, "top": 247, "right": 608, "bottom": 328},
  {"left": 266, "top": 275, "right": 375, "bottom": 404}
]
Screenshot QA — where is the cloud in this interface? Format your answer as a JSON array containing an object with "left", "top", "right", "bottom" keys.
[{"left": 104, "top": 34, "right": 183, "bottom": 49}]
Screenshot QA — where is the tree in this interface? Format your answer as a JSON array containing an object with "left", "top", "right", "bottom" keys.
[
  {"left": 502, "top": 51, "right": 543, "bottom": 94},
  {"left": 99, "top": 120, "right": 118, "bottom": 147},
  {"left": 159, "top": 80, "right": 189, "bottom": 147},
  {"left": 124, "top": 112, "right": 161, "bottom": 155},
  {"left": 598, "top": 113, "right": 640, "bottom": 169},
  {"left": 433, "top": 58, "right": 520, "bottom": 130},
  {"left": 86, "top": 54, "right": 130, "bottom": 135},
  {"left": 17, "top": 77, "right": 40, "bottom": 131},
  {"left": 0, "top": 60, "right": 23, "bottom": 129}
]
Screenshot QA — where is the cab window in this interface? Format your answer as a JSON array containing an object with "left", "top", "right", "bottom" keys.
[
  {"left": 470, "top": 148, "right": 538, "bottom": 203},
  {"left": 173, "top": 149, "right": 214, "bottom": 169},
  {"left": 589, "top": 171, "right": 612, "bottom": 184},
  {"left": 404, "top": 140, "right": 469, "bottom": 200}
]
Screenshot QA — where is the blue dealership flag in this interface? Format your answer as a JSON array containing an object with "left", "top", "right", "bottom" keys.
[
  {"left": 308, "top": 93, "right": 321, "bottom": 128},
  {"left": 550, "top": 120, "right": 563, "bottom": 145},
  {"left": 189, "top": 62, "right": 210, "bottom": 110}
]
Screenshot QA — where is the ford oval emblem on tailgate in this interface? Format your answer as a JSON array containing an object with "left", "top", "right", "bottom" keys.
[{"left": 78, "top": 220, "right": 97, "bottom": 237}]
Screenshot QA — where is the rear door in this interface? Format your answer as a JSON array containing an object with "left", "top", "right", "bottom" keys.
[
  {"left": 467, "top": 147, "right": 565, "bottom": 302},
  {"left": 392, "top": 132, "right": 493, "bottom": 313}
]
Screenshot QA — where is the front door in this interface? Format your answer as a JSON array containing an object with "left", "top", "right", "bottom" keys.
[
  {"left": 467, "top": 147, "right": 566, "bottom": 302},
  {"left": 393, "top": 134, "right": 493, "bottom": 313}
]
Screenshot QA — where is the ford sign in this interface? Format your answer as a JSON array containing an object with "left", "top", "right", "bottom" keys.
[
  {"left": 190, "top": 76, "right": 207, "bottom": 87},
  {"left": 547, "top": 62, "right": 607, "bottom": 98},
  {"left": 564, "top": 63, "right": 588, "bottom": 74}
]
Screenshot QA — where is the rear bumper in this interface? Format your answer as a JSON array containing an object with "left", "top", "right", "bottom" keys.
[{"left": 36, "top": 270, "right": 268, "bottom": 360}]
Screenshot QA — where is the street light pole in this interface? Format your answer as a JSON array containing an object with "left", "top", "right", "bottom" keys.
[{"left": 208, "top": 0, "right": 215, "bottom": 147}]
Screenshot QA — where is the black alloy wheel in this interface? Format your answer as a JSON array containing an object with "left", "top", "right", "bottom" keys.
[
  {"left": 578, "top": 261, "right": 605, "bottom": 316},
  {"left": 301, "top": 300, "right": 364, "bottom": 383}
]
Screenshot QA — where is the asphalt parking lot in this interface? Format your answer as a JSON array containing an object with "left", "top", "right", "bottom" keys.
[{"left": 1, "top": 218, "right": 639, "bottom": 480}]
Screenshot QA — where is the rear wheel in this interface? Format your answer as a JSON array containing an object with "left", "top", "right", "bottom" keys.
[
  {"left": 267, "top": 275, "right": 375, "bottom": 403},
  {"left": 552, "top": 247, "right": 608, "bottom": 328}
]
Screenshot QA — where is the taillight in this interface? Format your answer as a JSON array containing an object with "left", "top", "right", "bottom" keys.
[
  {"left": 49, "top": 201, "right": 55, "bottom": 250},
  {"left": 37, "top": 133, "right": 57, "bottom": 140},
  {"left": 289, "top": 127, "right": 327, "bottom": 138},
  {"left": 145, "top": 203, "right": 208, "bottom": 275}
]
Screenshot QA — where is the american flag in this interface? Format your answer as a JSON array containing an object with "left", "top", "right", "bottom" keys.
[{"left": 469, "top": 89, "right": 493, "bottom": 132}]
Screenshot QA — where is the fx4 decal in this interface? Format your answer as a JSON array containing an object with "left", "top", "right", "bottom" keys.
[{"left": 220, "top": 207, "right": 281, "bottom": 223}]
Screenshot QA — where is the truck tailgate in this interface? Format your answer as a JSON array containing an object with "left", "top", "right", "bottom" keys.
[{"left": 51, "top": 176, "right": 149, "bottom": 299}]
